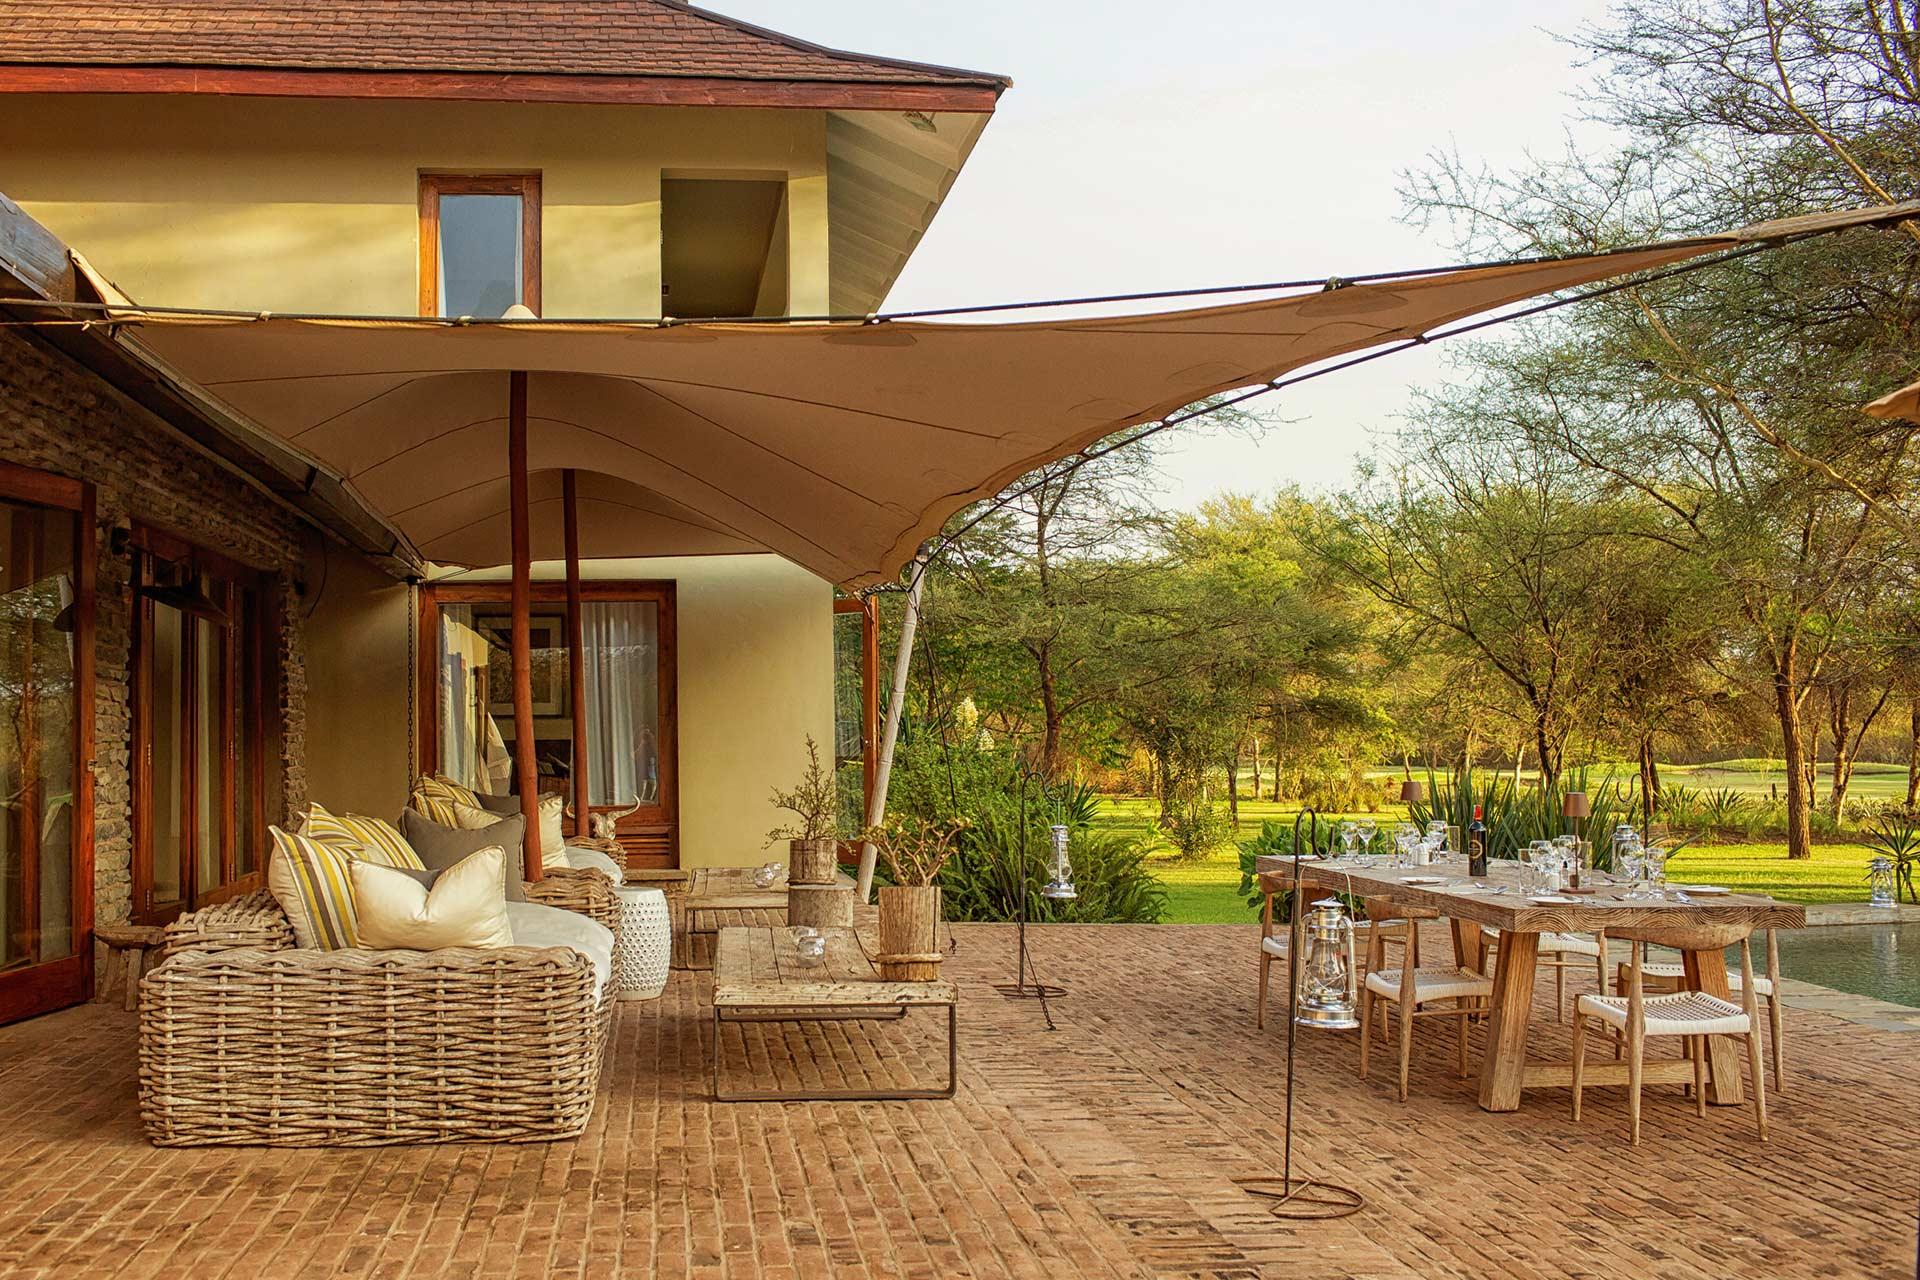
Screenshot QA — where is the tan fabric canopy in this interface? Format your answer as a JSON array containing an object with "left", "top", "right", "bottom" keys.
[
  {"left": 114, "top": 203, "right": 1916, "bottom": 588},
  {"left": 1864, "top": 378, "right": 1920, "bottom": 422}
]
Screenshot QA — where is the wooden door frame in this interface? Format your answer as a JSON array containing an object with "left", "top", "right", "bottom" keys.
[
  {"left": 129, "top": 527, "right": 271, "bottom": 923},
  {"left": 419, "top": 580, "right": 678, "bottom": 863},
  {"left": 0, "top": 462, "right": 94, "bottom": 1023}
]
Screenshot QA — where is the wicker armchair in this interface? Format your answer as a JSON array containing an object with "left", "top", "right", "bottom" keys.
[{"left": 141, "top": 869, "right": 618, "bottom": 1148}]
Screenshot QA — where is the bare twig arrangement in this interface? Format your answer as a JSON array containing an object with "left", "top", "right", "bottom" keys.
[
  {"left": 767, "top": 735, "right": 839, "bottom": 844},
  {"left": 861, "top": 816, "right": 968, "bottom": 887}
]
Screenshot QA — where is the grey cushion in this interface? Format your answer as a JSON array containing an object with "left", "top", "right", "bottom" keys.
[
  {"left": 385, "top": 865, "right": 443, "bottom": 891},
  {"left": 399, "top": 809, "right": 527, "bottom": 902},
  {"left": 472, "top": 790, "right": 523, "bottom": 817}
]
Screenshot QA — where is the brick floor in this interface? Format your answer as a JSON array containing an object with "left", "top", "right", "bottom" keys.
[{"left": 0, "top": 923, "right": 1913, "bottom": 1278}]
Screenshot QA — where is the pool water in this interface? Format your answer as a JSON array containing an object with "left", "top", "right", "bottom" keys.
[{"left": 1763, "top": 923, "right": 1920, "bottom": 1010}]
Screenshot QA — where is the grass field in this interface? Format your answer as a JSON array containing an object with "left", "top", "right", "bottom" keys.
[{"left": 1091, "top": 782, "right": 1889, "bottom": 924}]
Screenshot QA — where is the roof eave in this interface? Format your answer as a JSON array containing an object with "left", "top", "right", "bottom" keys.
[{"left": 0, "top": 63, "right": 1006, "bottom": 110}]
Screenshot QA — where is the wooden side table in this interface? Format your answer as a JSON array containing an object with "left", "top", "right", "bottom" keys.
[{"left": 95, "top": 924, "right": 167, "bottom": 1012}]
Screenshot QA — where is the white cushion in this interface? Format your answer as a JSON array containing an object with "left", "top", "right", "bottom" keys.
[
  {"left": 350, "top": 848, "right": 515, "bottom": 951},
  {"left": 557, "top": 844, "right": 625, "bottom": 885},
  {"left": 1364, "top": 967, "right": 1493, "bottom": 1004},
  {"left": 1260, "top": 935, "right": 1287, "bottom": 958},
  {"left": 1575, "top": 990, "right": 1751, "bottom": 1036},
  {"left": 504, "top": 899, "right": 615, "bottom": 998}
]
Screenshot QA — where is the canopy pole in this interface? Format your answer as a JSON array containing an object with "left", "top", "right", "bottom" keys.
[
  {"left": 509, "top": 370, "right": 543, "bottom": 879},
  {"left": 564, "top": 469, "right": 591, "bottom": 840},
  {"left": 856, "top": 555, "right": 926, "bottom": 902}
]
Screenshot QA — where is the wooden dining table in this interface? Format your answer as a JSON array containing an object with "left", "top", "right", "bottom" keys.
[{"left": 1255, "top": 854, "right": 1805, "bottom": 1112}]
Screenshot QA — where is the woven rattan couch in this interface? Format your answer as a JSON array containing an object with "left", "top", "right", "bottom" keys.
[{"left": 139, "top": 868, "right": 619, "bottom": 1148}]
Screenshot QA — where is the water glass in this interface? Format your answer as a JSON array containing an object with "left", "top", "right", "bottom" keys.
[
  {"left": 1642, "top": 843, "right": 1670, "bottom": 900},
  {"left": 1617, "top": 850, "right": 1645, "bottom": 898}
]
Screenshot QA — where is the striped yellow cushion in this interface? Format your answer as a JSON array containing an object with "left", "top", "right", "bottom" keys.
[
  {"left": 305, "top": 802, "right": 424, "bottom": 869},
  {"left": 266, "top": 827, "right": 365, "bottom": 950},
  {"left": 412, "top": 775, "right": 480, "bottom": 827}
]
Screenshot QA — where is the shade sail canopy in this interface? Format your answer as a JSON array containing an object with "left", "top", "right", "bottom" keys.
[
  {"left": 1864, "top": 378, "right": 1920, "bottom": 422},
  {"left": 112, "top": 203, "right": 1917, "bottom": 589}
]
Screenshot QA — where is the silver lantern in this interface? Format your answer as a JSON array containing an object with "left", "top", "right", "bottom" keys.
[
  {"left": 1293, "top": 897, "right": 1359, "bottom": 1030},
  {"left": 1869, "top": 856, "right": 1897, "bottom": 909},
  {"left": 1042, "top": 823, "right": 1077, "bottom": 900}
]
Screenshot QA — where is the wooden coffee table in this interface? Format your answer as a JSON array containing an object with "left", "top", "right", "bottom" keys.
[
  {"left": 710, "top": 926, "right": 958, "bottom": 1102},
  {"left": 678, "top": 867, "right": 856, "bottom": 969}
]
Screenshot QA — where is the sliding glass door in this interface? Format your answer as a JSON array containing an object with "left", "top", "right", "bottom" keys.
[
  {"left": 132, "top": 530, "right": 274, "bottom": 922},
  {"left": 0, "top": 464, "right": 93, "bottom": 1024},
  {"left": 425, "top": 582, "right": 677, "bottom": 866}
]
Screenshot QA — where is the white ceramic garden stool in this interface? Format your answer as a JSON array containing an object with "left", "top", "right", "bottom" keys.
[{"left": 612, "top": 886, "right": 673, "bottom": 1000}]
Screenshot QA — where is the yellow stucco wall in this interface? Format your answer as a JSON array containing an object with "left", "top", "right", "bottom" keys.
[
  {"left": 0, "top": 93, "right": 829, "bottom": 317},
  {"left": 303, "top": 551, "right": 835, "bottom": 870}
]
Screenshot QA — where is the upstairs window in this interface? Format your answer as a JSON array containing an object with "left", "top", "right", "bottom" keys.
[{"left": 419, "top": 174, "right": 541, "bottom": 318}]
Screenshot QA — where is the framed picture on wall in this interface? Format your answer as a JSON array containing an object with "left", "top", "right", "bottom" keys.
[{"left": 480, "top": 612, "right": 569, "bottom": 717}]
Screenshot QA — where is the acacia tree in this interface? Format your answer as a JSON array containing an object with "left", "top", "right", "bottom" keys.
[{"left": 1400, "top": 0, "right": 1920, "bottom": 855}]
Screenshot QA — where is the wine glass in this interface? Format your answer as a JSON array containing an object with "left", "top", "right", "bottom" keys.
[
  {"left": 1338, "top": 822, "right": 1358, "bottom": 860},
  {"left": 1642, "top": 843, "right": 1670, "bottom": 900},
  {"left": 1355, "top": 818, "right": 1377, "bottom": 859}
]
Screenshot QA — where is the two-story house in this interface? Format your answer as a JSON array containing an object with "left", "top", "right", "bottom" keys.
[{"left": 0, "top": 0, "right": 1006, "bottom": 1022}]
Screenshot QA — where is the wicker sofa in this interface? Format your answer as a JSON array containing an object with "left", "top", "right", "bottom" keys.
[{"left": 139, "top": 867, "right": 619, "bottom": 1148}]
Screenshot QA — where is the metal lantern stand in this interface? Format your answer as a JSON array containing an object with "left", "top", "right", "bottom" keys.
[
  {"left": 995, "top": 763, "right": 1072, "bottom": 1025},
  {"left": 1237, "top": 808, "right": 1366, "bottom": 1221}
]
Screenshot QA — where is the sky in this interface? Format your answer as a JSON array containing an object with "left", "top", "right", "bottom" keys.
[{"left": 725, "top": 0, "right": 1618, "bottom": 509}]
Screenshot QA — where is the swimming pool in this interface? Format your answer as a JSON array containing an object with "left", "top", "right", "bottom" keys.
[{"left": 1768, "top": 923, "right": 1920, "bottom": 1009}]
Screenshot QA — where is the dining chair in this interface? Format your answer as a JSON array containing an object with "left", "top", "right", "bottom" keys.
[
  {"left": 1357, "top": 897, "right": 1493, "bottom": 1101},
  {"left": 1571, "top": 923, "right": 1768, "bottom": 1145},
  {"left": 1256, "top": 889, "right": 1420, "bottom": 1028},
  {"left": 1616, "top": 928, "right": 1785, "bottom": 1092},
  {"left": 1480, "top": 927, "right": 1609, "bottom": 1022}
]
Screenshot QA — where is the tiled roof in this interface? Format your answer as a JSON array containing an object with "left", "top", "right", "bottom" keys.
[{"left": 0, "top": 0, "right": 1008, "bottom": 88}]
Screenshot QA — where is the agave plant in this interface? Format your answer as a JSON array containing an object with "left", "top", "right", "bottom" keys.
[
  {"left": 1403, "top": 764, "right": 1632, "bottom": 865},
  {"left": 1858, "top": 808, "right": 1920, "bottom": 904}
]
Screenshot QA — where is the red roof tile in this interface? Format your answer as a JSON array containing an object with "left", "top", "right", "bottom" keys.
[{"left": 0, "top": 0, "right": 1008, "bottom": 88}]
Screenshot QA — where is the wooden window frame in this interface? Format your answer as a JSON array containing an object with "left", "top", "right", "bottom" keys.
[
  {"left": 418, "top": 173, "right": 543, "bottom": 318},
  {"left": 129, "top": 526, "right": 276, "bottom": 923},
  {"left": 0, "top": 462, "right": 95, "bottom": 1024},
  {"left": 419, "top": 581, "right": 679, "bottom": 866}
]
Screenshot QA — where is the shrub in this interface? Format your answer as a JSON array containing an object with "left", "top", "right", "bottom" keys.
[
  {"left": 1857, "top": 807, "right": 1920, "bottom": 903},
  {"left": 1162, "top": 781, "right": 1233, "bottom": 861},
  {"left": 1403, "top": 765, "right": 1633, "bottom": 863}
]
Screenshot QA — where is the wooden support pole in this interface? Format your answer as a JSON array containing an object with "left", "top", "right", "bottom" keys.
[
  {"left": 564, "top": 468, "right": 591, "bottom": 839},
  {"left": 856, "top": 557, "right": 925, "bottom": 902},
  {"left": 509, "top": 371, "right": 542, "bottom": 879},
  {"left": 861, "top": 595, "right": 879, "bottom": 816}
]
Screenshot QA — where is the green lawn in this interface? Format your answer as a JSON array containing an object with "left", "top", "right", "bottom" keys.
[{"left": 1090, "top": 790, "right": 1885, "bottom": 923}]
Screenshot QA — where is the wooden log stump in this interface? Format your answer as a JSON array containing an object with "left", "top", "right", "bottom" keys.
[
  {"left": 95, "top": 924, "right": 167, "bottom": 1013},
  {"left": 788, "top": 881, "right": 854, "bottom": 929},
  {"left": 876, "top": 885, "right": 943, "bottom": 981},
  {"left": 788, "top": 838, "right": 839, "bottom": 886}
]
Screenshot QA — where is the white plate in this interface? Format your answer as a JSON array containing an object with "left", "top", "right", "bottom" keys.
[
  {"left": 1676, "top": 884, "right": 1730, "bottom": 895},
  {"left": 1400, "top": 876, "right": 1445, "bottom": 885},
  {"left": 1527, "top": 895, "right": 1579, "bottom": 906}
]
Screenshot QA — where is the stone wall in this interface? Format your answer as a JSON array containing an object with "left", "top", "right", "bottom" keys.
[{"left": 0, "top": 325, "right": 311, "bottom": 928}]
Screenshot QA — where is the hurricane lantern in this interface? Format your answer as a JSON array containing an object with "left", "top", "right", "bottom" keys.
[
  {"left": 1869, "top": 856, "right": 1897, "bottom": 909},
  {"left": 1293, "top": 896, "right": 1360, "bottom": 1030},
  {"left": 1042, "top": 823, "right": 1077, "bottom": 901}
]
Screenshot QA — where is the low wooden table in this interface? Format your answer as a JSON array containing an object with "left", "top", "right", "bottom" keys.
[
  {"left": 679, "top": 867, "right": 856, "bottom": 969},
  {"left": 710, "top": 926, "right": 958, "bottom": 1103},
  {"left": 1257, "top": 855, "right": 1804, "bottom": 1112}
]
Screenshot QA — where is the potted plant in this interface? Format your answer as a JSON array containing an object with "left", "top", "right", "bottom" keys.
[
  {"left": 768, "top": 736, "right": 841, "bottom": 885},
  {"left": 863, "top": 816, "right": 965, "bottom": 981}
]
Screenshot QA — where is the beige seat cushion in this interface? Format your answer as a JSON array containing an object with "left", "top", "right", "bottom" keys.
[{"left": 351, "top": 847, "right": 516, "bottom": 951}]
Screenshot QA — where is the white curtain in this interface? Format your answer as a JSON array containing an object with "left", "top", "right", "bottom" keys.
[{"left": 582, "top": 602, "right": 658, "bottom": 806}]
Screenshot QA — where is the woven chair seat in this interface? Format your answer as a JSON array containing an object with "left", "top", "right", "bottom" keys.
[
  {"left": 1260, "top": 935, "right": 1286, "bottom": 958},
  {"left": 1481, "top": 927, "right": 1603, "bottom": 957},
  {"left": 1575, "top": 990, "right": 1750, "bottom": 1036},
  {"left": 1364, "top": 966, "right": 1493, "bottom": 1004},
  {"left": 1637, "top": 959, "right": 1773, "bottom": 996}
]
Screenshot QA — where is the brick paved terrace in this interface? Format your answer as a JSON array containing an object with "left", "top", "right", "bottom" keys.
[{"left": 0, "top": 923, "right": 1912, "bottom": 1279}]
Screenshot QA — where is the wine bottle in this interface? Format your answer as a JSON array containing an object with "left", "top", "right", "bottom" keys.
[{"left": 1467, "top": 804, "right": 1488, "bottom": 878}]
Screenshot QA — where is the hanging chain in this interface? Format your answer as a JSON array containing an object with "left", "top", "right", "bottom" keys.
[{"left": 405, "top": 578, "right": 417, "bottom": 780}]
